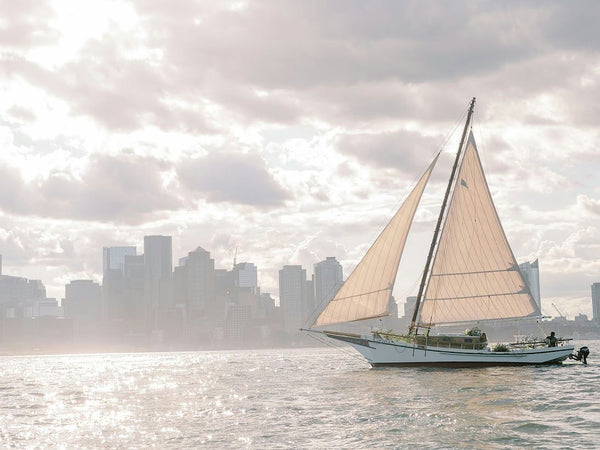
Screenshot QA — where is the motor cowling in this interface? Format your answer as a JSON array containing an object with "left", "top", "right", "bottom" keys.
[{"left": 569, "top": 346, "right": 590, "bottom": 364}]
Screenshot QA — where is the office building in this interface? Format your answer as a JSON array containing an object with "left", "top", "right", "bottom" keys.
[
  {"left": 103, "top": 247, "right": 137, "bottom": 274},
  {"left": 233, "top": 262, "right": 258, "bottom": 291},
  {"left": 33, "top": 298, "right": 63, "bottom": 317},
  {"left": 519, "top": 259, "right": 541, "bottom": 311},
  {"left": 64, "top": 280, "right": 101, "bottom": 321},
  {"left": 0, "top": 272, "right": 47, "bottom": 318},
  {"left": 592, "top": 282, "right": 600, "bottom": 321},
  {"left": 175, "top": 246, "right": 216, "bottom": 317},
  {"left": 279, "top": 265, "right": 308, "bottom": 332},
  {"left": 305, "top": 277, "right": 315, "bottom": 321},
  {"left": 225, "top": 303, "right": 252, "bottom": 342},
  {"left": 144, "top": 235, "right": 173, "bottom": 323},
  {"left": 102, "top": 246, "right": 137, "bottom": 319},
  {"left": 314, "top": 257, "right": 343, "bottom": 309},
  {"left": 123, "top": 254, "right": 145, "bottom": 324}
]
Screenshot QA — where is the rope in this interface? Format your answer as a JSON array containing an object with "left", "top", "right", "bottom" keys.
[{"left": 305, "top": 332, "right": 366, "bottom": 362}]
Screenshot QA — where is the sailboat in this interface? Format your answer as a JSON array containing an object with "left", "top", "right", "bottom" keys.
[{"left": 303, "top": 98, "right": 576, "bottom": 367}]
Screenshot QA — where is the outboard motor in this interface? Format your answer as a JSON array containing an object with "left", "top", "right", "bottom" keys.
[{"left": 569, "top": 346, "right": 590, "bottom": 364}]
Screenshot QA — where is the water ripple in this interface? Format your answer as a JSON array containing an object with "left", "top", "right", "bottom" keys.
[{"left": 0, "top": 342, "right": 598, "bottom": 447}]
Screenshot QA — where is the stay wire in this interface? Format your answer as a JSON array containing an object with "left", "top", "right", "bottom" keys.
[{"left": 305, "top": 332, "right": 366, "bottom": 362}]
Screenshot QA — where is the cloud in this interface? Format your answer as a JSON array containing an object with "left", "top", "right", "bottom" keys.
[
  {"left": 178, "top": 152, "right": 291, "bottom": 207},
  {"left": 0, "top": 0, "right": 58, "bottom": 48},
  {"left": 0, "top": 154, "right": 182, "bottom": 224},
  {"left": 5, "top": 1, "right": 599, "bottom": 134},
  {"left": 6, "top": 105, "right": 36, "bottom": 123},
  {"left": 334, "top": 129, "right": 440, "bottom": 174},
  {"left": 577, "top": 195, "right": 600, "bottom": 216},
  {"left": 135, "top": 1, "right": 542, "bottom": 88}
]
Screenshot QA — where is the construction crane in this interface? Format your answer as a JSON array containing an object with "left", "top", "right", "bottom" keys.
[
  {"left": 551, "top": 302, "right": 565, "bottom": 319},
  {"left": 232, "top": 246, "right": 238, "bottom": 268}
]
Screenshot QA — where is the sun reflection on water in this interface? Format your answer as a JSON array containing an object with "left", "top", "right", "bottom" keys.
[{"left": 0, "top": 345, "right": 598, "bottom": 447}]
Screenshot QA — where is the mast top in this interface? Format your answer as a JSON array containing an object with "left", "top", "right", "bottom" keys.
[{"left": 468, "top": 97, "right": 476, "bottom": 121}]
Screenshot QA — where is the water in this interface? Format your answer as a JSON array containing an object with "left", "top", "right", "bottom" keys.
[{"left": 1, "top": 342, "right": 599, "bottom": 448}]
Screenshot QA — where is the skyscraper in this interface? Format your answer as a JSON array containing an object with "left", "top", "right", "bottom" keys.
[
  {"left": 103, "top": 247, "right": 137, "bottom": 274},
  {"left": 102, "top": 246, "right": 137, "bottom": 320},
  {"left": 144, "top": 235, "right": 173, "bottom": 325},
  {"left": 64, "top": 280, "right": 101, "bottom": 317},
  {"left": 123, "top": 254, "right": 145, "bottom": 325},
  {"left": 518, "top": 259, "right": 541, "bottom": 311},
  {"left": 279, "top": 265, "right": 308, "bottom": 332},
  {"left": 233, "top": 262, "right": 258, "bottom": 291},
  {"left": 175, "top": 246, "right": 216, "bottom": 317},
  {"left": 314, "top": 257, "right": 343, "bottom": 310},
  {"left": 64, "top": 279, "right": 102, "bottom": 340},
  {"left": 0, "top": 273, "right": 46, "bottom": 319},
  {"left": 592, "top": 282, "right": 600, "bottom": 321}
]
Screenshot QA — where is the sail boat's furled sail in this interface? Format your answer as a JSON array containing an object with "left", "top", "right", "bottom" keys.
[
  {"left": 420, "top": 133, "right": 539, "bottom": 325},
  {"left": 314, "top": 155, "right": 439, "bottom": 327}
]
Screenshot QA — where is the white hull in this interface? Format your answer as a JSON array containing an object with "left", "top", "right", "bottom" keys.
[{"left": 324, "top": 332, "right": 574, "bottom": 367}]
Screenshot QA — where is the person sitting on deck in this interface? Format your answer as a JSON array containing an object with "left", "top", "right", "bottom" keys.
[{"left": 546, "top": 331, "right": 558, "bottom": 347}]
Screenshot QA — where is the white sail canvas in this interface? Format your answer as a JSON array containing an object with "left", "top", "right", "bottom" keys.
[
  {"left": 419, "top": 133, "right": 539, "bottom": 325},
  {"left": 314, "top": 155, "right": 438, "bottom": 327}
]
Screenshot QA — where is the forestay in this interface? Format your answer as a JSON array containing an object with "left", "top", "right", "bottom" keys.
[
  {"left": 419, "top": 133, "right": 539, "bottom": 325},
  {"left": 313, "top": 155, "right": 438, "bottom": 327}
]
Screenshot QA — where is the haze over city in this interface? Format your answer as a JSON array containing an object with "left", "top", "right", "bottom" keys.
[
  {"left": 1, "top": 0, "right": 600, "bottom": 319},
  {"left": 3, "top": 3, "right": 600, "bottom": 448}
]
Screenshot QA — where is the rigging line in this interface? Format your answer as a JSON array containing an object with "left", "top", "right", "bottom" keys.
[
  {"left": 536, "top": 319, "right": 548, "bottom": 337},
  {"left": 434, "top": 103, "right": 469, "bottom": 156},
  {"left": 430, "top": 290, "right": 530, "bottom": 302},
  {"left": 305, "top": 284, "right": 332, "bottom": 328},
  {"left": 381, "top": 100, "right": 469, "bottom": 225},
  {"left": 473, "top": 104, "right": 489, "bottom": 192},
  {"left": 306, "top": 332, "right": 365, "bottom": 362},
  {"left": 420, "top": 314, "right": 541, "bottom": 327},
  {"left": 328, "top": 286, "right": 391, "bottom": 302},
  {"left": 429, "top": 268, "right": 519, "bottom": 277},
  {"left": 304, "top": 291, "right": 332, "bottom": 329}
]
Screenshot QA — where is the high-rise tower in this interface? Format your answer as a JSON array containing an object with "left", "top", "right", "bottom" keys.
[
  {"left": 279, "top": 265, "right": 308, "bottom": 333},
  {"left": 519, "top": 259, "right": 541, "bottom": 311},
  {"left": 314, "top": 257, "right": 343, "bottom": 310},
  {"left": 144, "top": 235, "right": 173, "bottom": 325},
  {"left": 592, "top": 282, "right": 600, "bottom": 321},
  {"left": 102, "top": 246, "right": 137, "bottom": 319}
]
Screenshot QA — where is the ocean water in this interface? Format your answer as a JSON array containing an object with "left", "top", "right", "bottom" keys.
[{"left": 0, "top": 342, "right": 598, "bottom": 448}]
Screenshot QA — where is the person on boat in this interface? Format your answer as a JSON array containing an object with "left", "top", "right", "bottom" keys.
[{"left": 546, "top": 331, "right": 558, "bottom": 347}]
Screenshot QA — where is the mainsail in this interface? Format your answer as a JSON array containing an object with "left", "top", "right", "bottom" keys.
[
  {"left": 419, "top": 133, "right": 539, "bottom": 325},
  {"left": 313, "top": 154, "right": 438, "bottom": 327}
]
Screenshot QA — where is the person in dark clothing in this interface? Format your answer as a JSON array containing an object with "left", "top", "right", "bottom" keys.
[{"left": 546, "top": 331, "right": 558, "bottom": 347}]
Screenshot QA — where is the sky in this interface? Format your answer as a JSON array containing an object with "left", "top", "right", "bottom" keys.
[{"left": 1, "top": 0, "right": 599, "bottom": 319}]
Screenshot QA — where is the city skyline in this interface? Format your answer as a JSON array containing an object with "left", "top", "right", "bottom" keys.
[
  {"left": 1, "top": 2, "right": 600, "bottom": 319},
  {"left": 1, "top": 237, "right": 599, "bottom": 321},
  {"left": 1, "top": 236, "right": 599, "bottom": 354}
]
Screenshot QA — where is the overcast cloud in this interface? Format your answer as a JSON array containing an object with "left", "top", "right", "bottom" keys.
[{"left": 1, "top": 0, "right": 599, "bottom": 318}]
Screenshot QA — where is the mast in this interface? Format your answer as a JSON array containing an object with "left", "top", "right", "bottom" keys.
[{"left": 409, "top": 97, "right": 476, "bottom": 334}]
